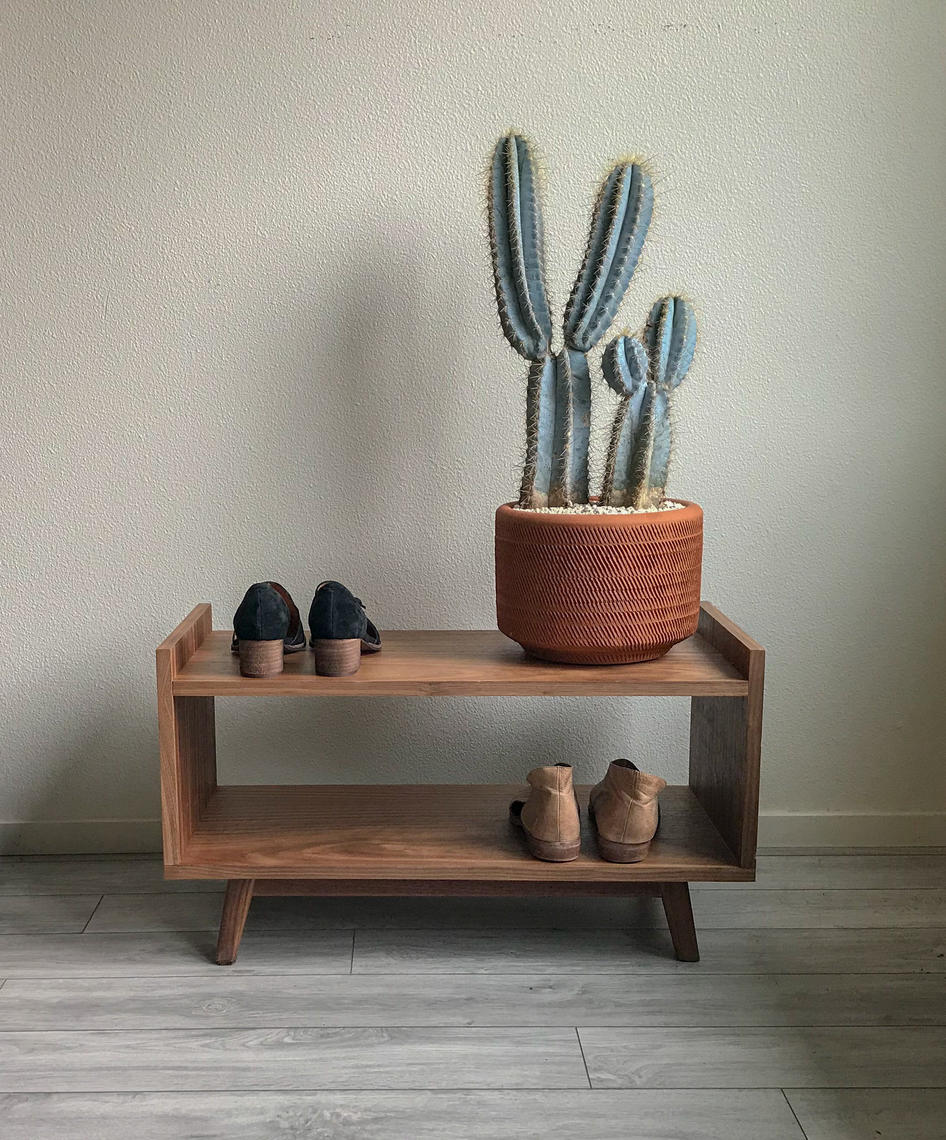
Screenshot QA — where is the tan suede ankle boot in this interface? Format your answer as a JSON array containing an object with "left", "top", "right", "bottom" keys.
[
  {"left": 589, "top": 759, "right": 666, "bottom": 862},
  {"left": 509, "top": 763, "right": 581, "bottom": 862}
]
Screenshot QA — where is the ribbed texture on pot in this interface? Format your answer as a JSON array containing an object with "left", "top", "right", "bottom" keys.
[{"left": 494, "top": 501, "right": 703, "bottom": 664}]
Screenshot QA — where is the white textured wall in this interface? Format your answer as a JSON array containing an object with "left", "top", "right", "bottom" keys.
[{"left": 2, "top": 0, "right": 944, "bottom": 852}]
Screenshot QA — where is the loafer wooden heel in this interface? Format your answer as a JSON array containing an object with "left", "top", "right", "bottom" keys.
[
  {"left": 231, "top": 582, "right": 306, "bottom": 678},
  {"left": 590, "top": 815, "right": 652, "bottom": 862},
  {"left": 313, "top": 638, "right": 362, "bottom": 676},
  {"left": 237, "top": 639, "right": 284, "bottom": 677},
  {"left": 308, "top": 582, "right": 382, "bottom": 676},
  {"left": 509, "top": 764, "right": 581, "bottom": 863},
  {"left": 589, "top": 760, "right": 666, "bottom": 864},
  {"left": 523, "top": 832, "right": 582, "bottom": 863}
]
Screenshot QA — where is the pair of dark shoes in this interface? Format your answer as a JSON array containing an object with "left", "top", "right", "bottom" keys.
[{"left": 232, "top": 581, "right": 381, "bottom": 677}]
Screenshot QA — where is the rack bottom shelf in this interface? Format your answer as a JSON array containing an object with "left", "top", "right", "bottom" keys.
[{"left": 165, "top": 783, "right": 750, "bottom": 885}]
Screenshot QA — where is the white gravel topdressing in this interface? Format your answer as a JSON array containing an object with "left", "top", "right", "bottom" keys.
[{"left": 515, "top": 500, "right": 685, "bottom": 515}]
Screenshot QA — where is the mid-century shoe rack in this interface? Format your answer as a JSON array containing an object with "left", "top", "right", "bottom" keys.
[{"left": 157, "top": 603, "right": 764, "bottom": 964}]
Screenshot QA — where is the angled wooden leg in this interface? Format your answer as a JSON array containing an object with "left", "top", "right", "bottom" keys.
[
  {"left": 216, "top": 879, "right": 255, "bottom": 965},
  {"left": 660, "top": 882, "right": 700, "bottom": 962}
]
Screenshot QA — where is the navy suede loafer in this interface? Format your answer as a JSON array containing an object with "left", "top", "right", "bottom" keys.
[
  {"left": 231, "top": 582, "right": 306, "bottom": 677},
  {"left": 308, "top": 580, "right": 381, "bottom": 676}
]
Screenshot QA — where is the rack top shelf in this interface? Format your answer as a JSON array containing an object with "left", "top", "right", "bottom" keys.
[{"left": 165, "top": 604, "right": 753, "bottom": 697}]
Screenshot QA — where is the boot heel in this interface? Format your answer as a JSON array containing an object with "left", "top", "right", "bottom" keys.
[
  {"left": 595, "top": 836, "right": 652, "bottom": 863},
  {"left": 313, "top": 638, "right": 361, "bottom": 676},
  {"left": 237, "top": 639, "right": 284, "bottom": 677}
]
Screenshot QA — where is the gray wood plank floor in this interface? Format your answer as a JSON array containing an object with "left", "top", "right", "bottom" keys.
[
  {"left": 80, "top": 885, "right": 946, "bottom": 932},
  {"left": 579, "top": 1026, "right": 946, "bottom": 1087},
  {"left": 3, "top": 971, "right": 946, "bottom": 1028},
  {"left": 0, "top": 853, "right": 943, "bottom": 1138},
  {"left": 353, "top": 926, "right": 946, "bottom": 973},
  {"left": 0, "top": 894, "right": 102, "bottom": 935},
  {"left": 0, "top": 1089, "right": 807, "bottom": 1140},
  {"left": 784, "top": 1088, "right": 946, "bottom": 1140},
  {"left": 0, "top": 1027, "right": 590, "bottom": 1092}
]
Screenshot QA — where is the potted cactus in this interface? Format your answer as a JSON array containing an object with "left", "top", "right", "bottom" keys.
[{"left": 489, "top": 133, "right": 702, "bottom": 663}]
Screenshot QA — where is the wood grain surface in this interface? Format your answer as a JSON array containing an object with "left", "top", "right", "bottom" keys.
[
  {"left": 168, "top": 784, "right": 747, "bottom": 882},
  {"left": 172, "top": 625, "right": 749, "bottom": 697},
  {"left": 0, "top": 1027, "right": 589, "bottom": 1092},
  {"left": 0, "top": 1090, "right": 807, "bottom": 1140},
  {"left": 4, "top": 971, "right": 945, "bottom": 1030},
  {"left": 2, "top": 853, "right": 944, "bottom": 1138},
  {"left": 579, "top": 1026, "right": 946, "bottom": 1088}
]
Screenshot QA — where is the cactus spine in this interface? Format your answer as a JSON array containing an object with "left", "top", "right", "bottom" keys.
[{"left": 487, "top": 133, "right": 696, "bottom": 510}]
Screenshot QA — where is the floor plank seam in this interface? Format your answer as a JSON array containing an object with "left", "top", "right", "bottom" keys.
[
  {"left": 8, "top": 923, "right": 946, "bottom": 938},
  {"left": 79, "top": 895, "right": 105, "bottom": 934},
  {"left": 346, "top": 969, "right": 944, "bottom": 976},
  {"left": 4, "top": 1025, "right": 939, "bottom": 1034},
  {"left": 62, "top": 927, "right": 946, "bottom": 935},
  {"left": 0, "top": 1086, "right": 633, "bottom": 1094},
  {"left": 2, "top": 1084, "right": 884, "bottom": 1094},
  {"left": 0, "top": 1025, "right": 662, "bottom": 1033},
  {"left": 0, "top": 1086, "right": 888, "bottom": 1090},
  {"left": 5, "top": 969, "right": 942, "bottom": 978},
  {"left": 66, "top": 885, "right": 946, "bottom": 894},
  {"left": 5, "top": 1080, "right": 889, "bottom": 1089},
  {"left": 779, "top": 1085, "right": 946, "bottom": 1089},
  {"left": 573, "top": 1024, "right": 946, "bottom": 1030},
  {"left": 8, "top": 1085, "right": 935, "bottom": 1092},
  {"left": 574, "top": 1027, "right": 593, "bottom": 1090},
  {"left": 4, "top": 969, "right": 944, "bottom": 980},
  {"left": 0, "top": 974, "right": 358, "bottom": 981},
  {"left": 780, "top": 1089, "right": 810, "bottom": 1139}
]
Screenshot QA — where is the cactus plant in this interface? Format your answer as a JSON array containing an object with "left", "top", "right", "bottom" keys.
[{"left": 487, "top": 133, "right": 697, "bottom": 510}]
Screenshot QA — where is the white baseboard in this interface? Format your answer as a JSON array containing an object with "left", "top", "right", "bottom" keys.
[
  {"left": 2, "top": 812, "right": 946, "bottom": 855},
  {"left": 759, "top": 811, "right": 946, "bottom": 848}
]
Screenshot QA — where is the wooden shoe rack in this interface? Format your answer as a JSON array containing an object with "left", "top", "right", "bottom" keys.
[{"left": 157, "top": 602, "right": 764, "bottom": 964}]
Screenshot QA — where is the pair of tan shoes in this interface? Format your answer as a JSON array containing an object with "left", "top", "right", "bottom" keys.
[{"left": 509, "top": 760, "right": 666, "bottom": 863}]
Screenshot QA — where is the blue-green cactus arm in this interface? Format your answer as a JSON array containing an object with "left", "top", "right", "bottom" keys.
[
  {"left": 564, "top": 162, "right": 654, "bottom": 353},
  {"left": 602, "top": 382, "right": 649, "bottom": 506},
  {"left": 601, "top": 335, "right": 648, "bottom": 505},
  {"left": 646, "top": 296, "right": 697, "bottom": 389},
  {"left": 540, "top": 348, "right": 592, "bottom": 506},
  {"left": 548, "top": 350, "right": 571, "bottom": 507},
  {"left": 629, "top": 296, "right": 697, "bottom": 506},
  {"left": 544, "top": 349, "right": 590, "bottom": 507},
  {"left": 666, "top": 297, "right": 697, "bottom": 388},
  {"left": 488, "top": 135, "right": 553, "bottom": 361},
  {"left": 565, "top": 348, "right": 591, "bottom": 504},
  {"left": 624, "top": 382, "right": 658, "bottom": 509},
  {"left": 519, "top": 354, "right": 556, "bottom": 508},
  {"left": 644, "top": 387, "right": 673, "bottom": 502},
  {"left": 562, "top": 166, "right": 618, "bottom": 349},
  {"left": 515, "top": 138, "right": 554, "bottom": 349},
  {"left": 602, "top": 334, "right": 649, "bottom": 396},
  {"left": 645, "top": 298, "right": 673, "bottom": 386}
]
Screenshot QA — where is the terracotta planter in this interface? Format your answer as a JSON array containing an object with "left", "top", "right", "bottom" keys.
[{"left": 494, "top": 500, "right": 703, "bottom": 664}]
